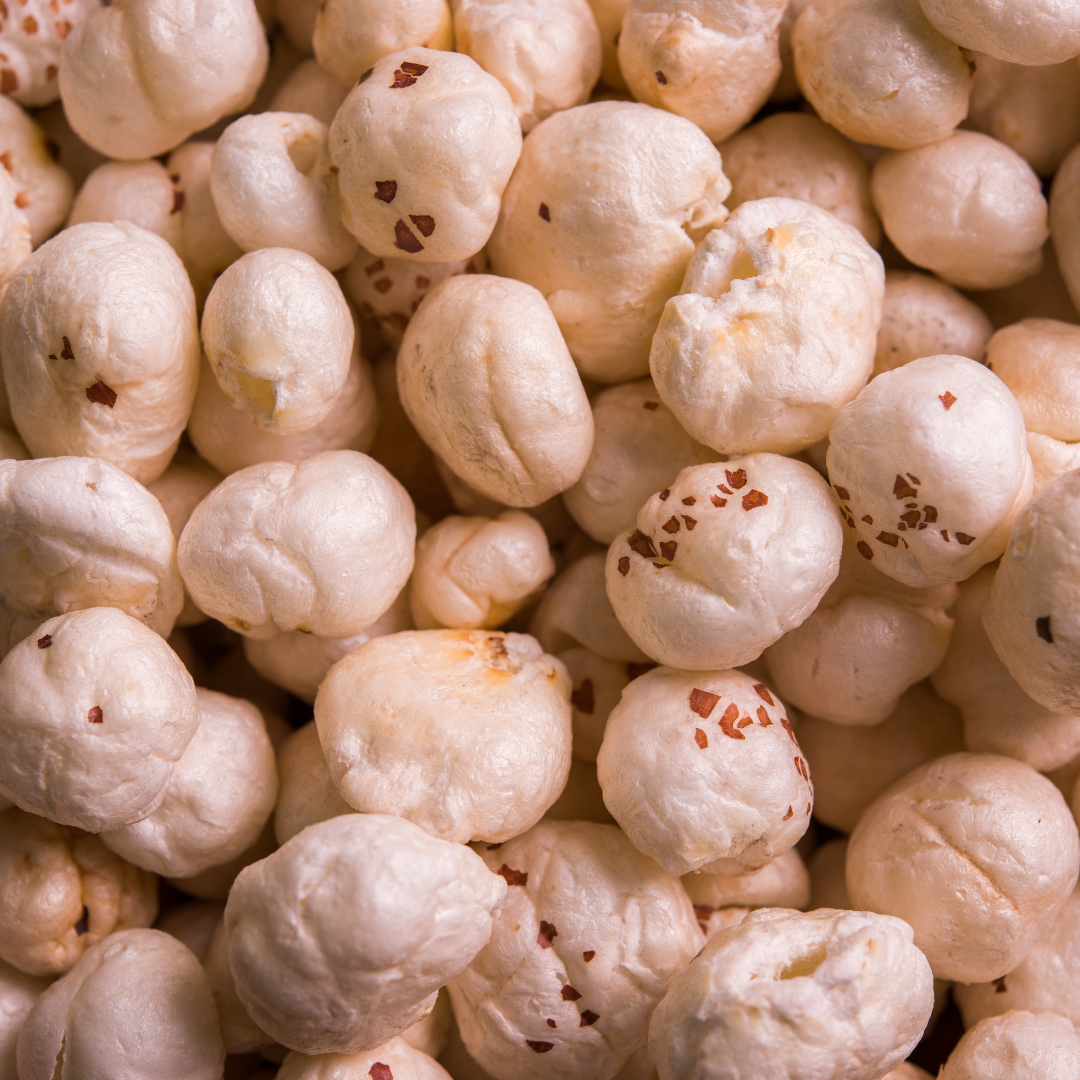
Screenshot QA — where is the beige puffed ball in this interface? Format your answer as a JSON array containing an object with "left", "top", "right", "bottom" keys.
[
  {"left": 561, "top": 649, "right": 634, "bottom": 762},
  {"left": 938, "top": 1011, "right": 1080, "bottom": 1080},
  {"left": 826, "top": 354, "right": 1033, "bottom": 588},
  {"left": 651, "top": 197, "right": 883, "bottom": 455},
  {"left": 918, "top": 0, "right": 1080, "bottom": 66},
  {"left": 0, "top": 168, "right": 30, "bottom": 289},
  {"left": 1050, "top": 144, "right": 1080, "bottom": 314},
  {"left": 0, "top": 455, "right": 184, "bottom": 657},
  {"left": 16, "top": 929, "right": 225, "bottom": 1080},
  {"left": 872, "top": 132, "right": 1048, "bottom": 291},
  {"left": 59, "top": 0, "right": 268, "bottom": 160},
  {"left": 224, "top": 812, "right": 507, "bottom": 1054},
  {"left": 0, "top": 607, "right": 199, "bottom": 832},
  {"left": 586, "top": 0, "right": 629, "bottom": 89},
  {"left": 0, "top": 959, "right": 48, "bottom": 1079},
  {"left": 618, "top": 0, "right": 787, "bottom": 144},
  {"left": 0, "top": 0, "right": 99, "bottom": 107},
  {"left": 154, "top": 900, "right": 224, "bottom": 962},
  {"left": 0, "top": 807, "right": 157, "bottom": 977},
  {"left": 846, "top": 752, "right": 1080, "bottom": 982},
  {"left": 178, "top": 450, "right": 415, "bottom": 639},
  {"left": 269, "top": 59, "right": 350, "bottom": 126},
  {"left": 448, "top": 819, "right": 702, "bottom": 1080},
  {"left": 452, "top": 0, "right": 601, "bottom": 133},
  {"left": 330, "top": 48, "right": 522, "bottom": 262},
  {"left": 808, "top": 837, "right": 850, "bottom": 911},
  {"left": 606, "top": 455, "right": 843, "bottom": 670},
  {"left": 276, "top": 1039, "right": 453, "bottom": 1080},
  {"left": 598, "top": 666, "right": 812, "bottom": 875},
  {"left": 315, "top": 630, "right": 571, "bottom": 843},
  {"left": 792, "top": 0, "right": 972, "bottom": 150},
  {"left": 488, "top": 100, "right": 730, "bottom": 383},
  {"left": 875, "top": 270, "right": 993, "bottom": 378},
  {"left": 649, "top": 907, "right": 934, "bottom": 1080},
  {"left": 397, "top": 274, "right": 593, "bottom": 507},
  {"left": 682, "top": 848, "right": 811, "bottom": 929},
  {"left": 272, "top": 721, "right": 353, "bottom": 845}
]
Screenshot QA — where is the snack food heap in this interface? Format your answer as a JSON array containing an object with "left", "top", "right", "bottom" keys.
[{"left": 4, "top": 0, "right": 1080, "bottom": 1078}]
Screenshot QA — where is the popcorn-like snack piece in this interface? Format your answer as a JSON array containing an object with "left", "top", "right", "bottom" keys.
[
  {"left": 560, "top": 647, "right": 637, "bottom": 762},
  {"left": 808, "top": 837, "right": 850, "bottom": 911},
  {"left": 211, "top": 113, "right": 357, "bottom": 271},
  {"left": 606, "top": 455, "right": 843, "bottom": 670},
  {"left": 792, "top": 0, "right": 972, "bottom": 150},
  {"left": 938, "top": 1011, "right": 1080, "bottom": 1080},
  {"left": 795, "top": 682, "right": 963, "bottom": 834},
  {"left": 269, "top": 59, "right": 350, "bottom": 126},
  {"left": 401, "top": 988, "right": 452, "bottom": 1059},
  {"left": 0, "top": 169, "right": 30, "bottom": 289},
  {"left": 875, "top": 271, "right": 993, "bottom": 378},
  {"left": 586, "top": 0, "right": 629, "bottom": 89},
  {"left": 0, "top": 456, "right": 184, "bottom": 657},
  {"left": 451, "top": 0, "right": 601, "bottom": 133},
  {"left": 846, "top": 752, "right": 1080, "bottom": 982},
  {"left": 224, "top": 813, "right": 507, "bottom": 1054},
  {"left": 0, "top": 807, "right": 157, "bottom": 976},
  {"left": 59, "top": 0, "right": 268, "bottom": 160},
  {"left": 331, "top": 48, "right": 522, "bottom": 263},
  {"left": 872, "top": 132, "right": 1049, "bottom": 291},
  {"left": 16, "top": 929, "right": 225, "bottom": 1080},
  {"left": 448, "top": 820, "right": 702, "bottom": 1080},
  {"left": 201, "top": 248, "right": 354, "bottom": 435},
  {"left": 0, "top": 607, "right": 199, "bottom": 832},
  {"left": 315, "top": 630, "right": 572, "bottom": 843},
  {"left": 100, "top": 689, "right": 278, "bottom": 878},
  {"left": 0, "top": 959, "right": 48, "bottom": 1078},
  {"left": 397, "top": 274, "right": 593, "bottom": 507},
  {"left": 0, "top": 0, "right": 100, "bottom": 107},
  {"left": 618, "top": 0, "right": 787, "bottom": 144},
  {"left": 648, "top": 908, "right": 934, "bottom": 1080},
  {"left": 272, "top": 721, "right": 354, "bottom": 845},
  {"left": 719, "top": 112, "right": 879, "bottom": 245},
  {"left": 167, "top": 816, "right": 276, "bottom": 902},
  {"left": 277, "top": 1039, "right": 453, "bottom": 1080},
  {"left": 1050, "top": 145, "right": 1080, "bottom": 314},
  {"left": 651, "top": 197, "right": 883, "bottom": 455},
  {"left": 410, "top": 511, "right": 554, "bottom": 629},
  {"left": 826, "top": 354, "right": 1033, "bottom": 588},
  {"left": 201, "top": 915, "right": 278, "bottom": 1054},
  {"left": 178, "top": 450, "right": 415, "bottom": 639},
  {"left": 597, "top": 666, "right": 812, "bottom": 875},
  {"left": 488, "top": 100, "right": 730, "bottom": 383},
  {"left": 0, "top": 221, "right": 200, "bottom": 485},
  {"left": 313, "top": 0, "right": 452, "bottom": 88},
  {"left": 154, "top": 900, "right": 223, "bottom": 962}
]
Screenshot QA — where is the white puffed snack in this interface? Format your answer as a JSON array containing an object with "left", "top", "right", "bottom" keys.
[
  {"left": 872, "top": 132, "right": 1048, "bottom": 291},
  {"left": 269, "top": 59, "right": 350, "bottom": 127},
  {"left": 606, "top": 455, "right": 843, "bottom": 670},
  {"left": 99, "top": 689, "right": 277, "bottom": 878},
  {"left": 597, "top": 666, "right": 812, "bottom": 875},
  {"left": 0, "top": 455, "right": 184, "bottom": 657},
  {"left": 846, "top": 752, "right": 1080, "bottom": 982},
  {"left": 0, "top": 807, "right": 157, "bottom": 976},
  {"left": 15, "top": 928, "right": 225, "bottom": 1080},
  {"left": 617, "top": 0, "right": 787, "bottom": 144},
  {"left": 648, "top": 907, "right": 934, "bottom": 1080},
  {"left": 0, "top": 606, "right": 199, "bottom": 832},
  {"left": 177, "top": 450, "right": 415, "bottom": 639},
  {"left": 272, "top": 721, "right": 354, "bottom": 845},
  {"left": 682, "top": 848, "right": 811, "bottom": 925},
  {"left": 224, "top": 812, "right": 507, "bottom": 1054},
  {"left": 826, "top": 354, "right": 1033, "bottom": 588},
  {"left": 0, "top": 168, "right": 30, "bottom": 290},
  {"left": 201, "top": 248, "right": 353, "bottom": 435},
  {"left": 330, "top": 48, "right": 522, "bottom": 262},
  {"left": 58, "top": 0, "right": 268, "bottom": 160},
  {"left": 315, "top": 630, "right": 571, "bottom": 843},
  {"left": 938, "top": 1011, "right": 1080, "bottom": 1080},
  {"left": 397, "top": 274, "right": 593, "bottom": 507},
  {"left": 154, "top": 900, "right": 224, "bottom": 962},
  {"left": 0, "top": 0, "right": 99, "bottom": 107},
  {"left": 792, "top": 0, "right": 972, "bottom": 150},
  {"left": 1050, "top": 145, "right": 1080, "bottom": 315},
  {"left": 211, "top": 112, "right": 357, "bottom": 271},
  {"left": 276, "top": 1039, "right": 453, "bottom": 1080},
  {"left": 587, "top": 0, "right": 629, "bottom": 89},
  {"left": 561, "top": 648, "right": 634, "bottom": 762},
  {"left": 488, "top": 100, "right": 730, "bottom": 382},
  {"left": 0, "top": 959, "right": 48, "bottom": 1079},
  {"left": 0, "top": 221, "right": 200, "bottom": 485},
  {"left": 448, "top": 819, "right": 702, "bottom": 1080},
  {"left": 651, "top": 197, "right": 883, "bottom": 455},
  {"left": 410, "top": 511, "right": 554, "bottom": 629}
]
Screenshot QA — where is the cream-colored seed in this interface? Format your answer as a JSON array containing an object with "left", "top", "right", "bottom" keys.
[{"left": 938, "top": 1011, "right": 1080, "bottom": 1080}]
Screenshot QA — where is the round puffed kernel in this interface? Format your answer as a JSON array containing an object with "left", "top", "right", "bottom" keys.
[
  {"left": 846, "top": 752, "right": 1080, "bottom": 982},
  {"left": 314, "top": 630, "right": 571, "bottom": 844},
  {"left": 276, "top": 1039, "right": 453, "bottom": 1080},
  {"left": 918, "top": 0, "right": 1080, "bottom": 66},
  {"left": 0, "top": 959, "right": 48, "bottom": 1079},
  {"left": 272, "top": 721, "right": 354, "bottom": 845},
  {"left": 0, "top": 0, "right": 100, "bottom": 107},
  {"left": 268, "top": 59, "right": 350, "bottom": 127},
  {"left": 826, "top": 354, "right": 1033, "bottom": 588},
  {"left": 330, "top": 48, "right": 522, "bottom": 263},
  {"left": 559, "top": 646, "right": 635, "bottom": 763},
  {"left": 154, "top": 900, "right": 223, "bottom": 962},
  {"left": 937, "top": 1011, "right": 1080, "bottom": 1080},
  {"left": 447, "top": 819, "right": 702, "bottom": 1080},
  {"left": 201, "top": 914, "right": 277, "bottom": 1055},
  {"left": 808, "top": 838, "right": 850, "bottom": 912},
  {"left": 0, "top": 606, "right": 199, "bottom": 833},
  {"left": 0, "top": 168, "right": 30, "bottom": 290},
  {"left": 586, "top": 0, "right": 629, "bottom": 90},
  {"left": 681, "top": 847, "right": 811, "bottom": 920},
  {"left": 223, "top": 813, "right": 507, "bottom": 1055},
  {"left": 488, "top": 99, "right": 730, "bottom": 383},
  {"left": 1050, "top": 144, "right": 1080, "bottom": 314},
  {"left": 165, "top": 817, "right": 276, "bottom": 903},
  {"left": 651, "top": 197, "right": 884, "bottom": 456},
  {"left": 648, "top": 908, "right": 934, "bottom": 1080},
  {"left": 606, "top": 455, "right": 843, "bottom": 670},
  {"left": 597, "top": 666, "right": 812, "bottom": 875}
]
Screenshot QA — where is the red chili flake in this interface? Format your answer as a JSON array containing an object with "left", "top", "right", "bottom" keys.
[
  {"left": 1036, "top": 617, "right": 1053, "bottom": 643},
  {"left": 726, "top": 468, "right": 747, "bottom": 489},
  {"left": 617, "top": 556, "right": 630, "bottom": 576},
  {"left": 547, "top": 1019, "right": 557, "bottom": 1028},
  {"left": 856, "top": 541, "right": 873, "bottom": 560},
  {"left": 580, "top": 1011, "right": 600, "bottom": 1027},
  {"left": 358, "top": 67, "right": 374, "bottom": 83},
  {"left": 415, "top": 275, "right": 430, "bottom": 289},
  {"left": 717, "top": 484, "right": 733, "bottom": 495},
  {"left": 783, "top": 806, "right": 793, "bottom": 821},
  {"left": 537, "top": 921, "right": 557, "bottom": 948},
  {"left": 681, "top": 496, "right": 696, "bottom": 506},
  {"left": 487, "top": 636, "right": 508, "bottom": 658},
  {"left": 571, "top": 679, "right": 595, "bottom": 714},
  {"left": 583, "top": 950, "right": 595, "bottom": 962},
  {"left": 736, "top": 715, "right": 752, "bottom": 729},
  {"left": 918, "top": 523, "right": 928, "bottom": 530},
  {"left": 539, "top": 202, "right": 551, "bottom": 222},
  {"left": 719, "top": 702, "right": 744, "bottom": 740},
  {"left": 899, "top": 511, "right": 920, "bottom": 525},
  {"left": 907, "top": 472, "right": 921, "bottom": 484},
  {"left": 662, "top": 516, "right": 680, "bottom": 534},
  {"left": 37, "top": 634, "right": 52, "bottom": 648},
  {"left": 1, "top": 69, "right": 17, "bottom": 93},
  {"left": 53, "top": 18, "right": 70, "bottom": 37},
  {"left": 0, "top": 152, "right": 12, "bottom": 174},
  {"left": 85, "top": 381, "right": 117, "bottom": 408},
  {"left": 562, "top": 985, "right": 582, "bottom": 1001},
  {"left": 939, "top": 391, "right": 957, "bottom": 410},
  {"left": 628, "top": 530, "right": 657, "bottom": 558},
  {"left": 21, "top": 12, "right": 35, "bottom": 30},
  {"left": 780, "top": 716, "right": 798, "bottom": 745},
  {"left": 369, "top": 1064, "right": 393, "bottom": 1080},
  {"left": 374, "top": 179, "right": 397, "bottom": 203},
  {"left": 364, "top": 259, "right": 385, "bottom": 277},
  {"left": 689, "top": 688, "right": 720, "bottom": 718},
  {"left": 844, "top": 517, "right": 856, "bottom": 529},
  {"left": 655, "top": 70, "right": 667, "bottom": 84},
  {"left": 710, "top": 495, "right": 727, "bottom": 507},
  {"left": 526, "top": 1041, "right": 554, "bottom": 1054},
  {"left": 74, "top": 905, "right": 89, "bottom": 935},
  {"left": 658, "top": 488, "right": 670, "bottom": 501},
  {"left": 742, "top": 490, "right": 767, "bottom": 511},
  {"left": 643, "top": 400, "right": 659, "bottom": 410},
  {"left": 60, "top": 336, "right": 74, "bottom": 359},
  {"left": 860, "top": 515, "right": 873, "bottom": 525},
  {"left": 393, "top": 219, "right": 423, "bottom": 253},
  {"left": 756, "top": 706, "right": 772, "bottom": 726},
  {"left": 904, "top": 502, "right": 918, "bottom": 509},
  {"left": 921, "top": 505, "right": 938, "bottom": 522},
  {"left": 795, "top": 757, "right": 808, "bottom": 780},
  {"left": 893, "top": 477, "right": 918, "bottom": 500},
  {"left": 834, "top": 485, "right": 850, "bottom": 500},
  {"left": 87, "top": 705, "right": 103, "bottom": 724},
  {"left": 659, "top": 540, "right": 677, "bottom": 560},
  {"left": 373, "top": 278, "right": 393, "bottom": 294},
  {"left": 876, "top": 531, "right": 899, "bottom": 547},
  {"left": 993, "top": 977, "right": 1007, "bottom": 993},
  {"left": 497, "top": 864, "right": 528, "bottom": 887},
  {"left": 751, "top": 683, "right": 774, "bottom": 705},
  {"left": 487, "top": 842, "right": 503, "bottom": 849},
  {"left": 626, "top": 663, "right": 653, "bottom": 680},
  {"left": 941, "top": 530, "right": 950, "bottom": 542},
  {"left": 410, "top": 214, "right": 435, "bottom": 237},
  {"left": 956, "top": 532, "right": 975, "bottom": 545},
  {"left": 390, "top": 63, "right": 428, "bottom": 87},
  {"left": 694, "top": 727, "right": 708, "bottom": 749}
]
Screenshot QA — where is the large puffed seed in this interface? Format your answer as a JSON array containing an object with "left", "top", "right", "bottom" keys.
[
  {"left": 272, "top": 721, "right": 354, "bottom": 845},
  {"left": 276, "top": 1038, "right": 453, "bottom": 1080},
  {"left": 0, "top": 959, "right": 48, "bottom": 1079},
  {"left": 938, "top": 1011, "right": 1080, "bottom": 1080}
]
